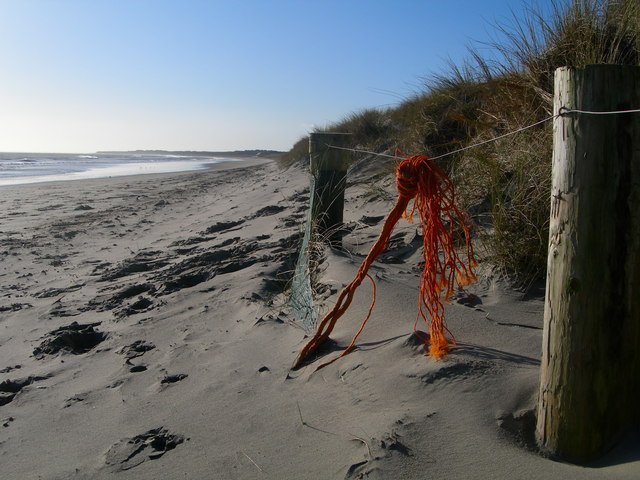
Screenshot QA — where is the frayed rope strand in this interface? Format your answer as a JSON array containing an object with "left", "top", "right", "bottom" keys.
[{"left": 292, "top": 154, "right": 476, "bottom": 370}]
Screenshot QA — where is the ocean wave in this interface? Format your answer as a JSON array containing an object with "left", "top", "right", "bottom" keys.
[{"left": 0, "top": 158, "right": 220, "bottom": 186}]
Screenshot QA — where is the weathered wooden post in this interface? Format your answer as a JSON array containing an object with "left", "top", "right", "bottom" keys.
[
  {"left": 537, "top": 65, "right": 640, "bottom": 462},
  {"left": 309, "top": 132, "right": 350, "bottom": 247},
  {"left": 290, "top": 133, "right": 350, "bottom": 333}
]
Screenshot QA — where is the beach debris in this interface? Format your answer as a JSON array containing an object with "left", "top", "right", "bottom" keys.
[
  {"left": 293, "top": 154, "right": 476, "bottom": 370},
  {"left": 104, "top": 427, "right": 185, "bottom": 471},
  {"left": 33, "top": 321, "right": 107, "bottom": 357}
]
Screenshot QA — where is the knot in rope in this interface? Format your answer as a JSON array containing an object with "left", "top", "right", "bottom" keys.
[{"left": 395, "top": 157, "right": 421, "bottom": 198}]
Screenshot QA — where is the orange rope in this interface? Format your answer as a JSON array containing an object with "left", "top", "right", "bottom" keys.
[{"left": 292, "top": 154, "right": 476, "bottom": 370}]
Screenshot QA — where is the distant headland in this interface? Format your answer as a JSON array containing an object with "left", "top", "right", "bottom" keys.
[{"left": 96, "top": 149, "right": 285, "bottom": 158}]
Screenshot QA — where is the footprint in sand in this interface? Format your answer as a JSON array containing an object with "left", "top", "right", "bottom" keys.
[
  {"left": 118, "top": 340, "right": 156, "bottom": 365},
  {"left": 33, "top": 322, "right": 107, "bottom": 358},
  {"left": 104, "top": 427, "right": 185, "bottom": 471}
]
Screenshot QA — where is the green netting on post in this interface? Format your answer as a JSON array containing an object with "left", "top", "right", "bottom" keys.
[
  {"left": 290, "top": 133, "right": 349, "bottom": 334},
  {"left": 290, "top": 174, "right": 317, "bottom": 334}
]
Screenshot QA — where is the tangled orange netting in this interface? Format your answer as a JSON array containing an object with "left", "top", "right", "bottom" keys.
[{"left": 292, "top": 154, "right": 476, "bottom": 370}]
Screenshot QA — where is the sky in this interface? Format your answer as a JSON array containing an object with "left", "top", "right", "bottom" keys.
[{"left": 0, "top": 0, "right": 550, "bottom": 153}]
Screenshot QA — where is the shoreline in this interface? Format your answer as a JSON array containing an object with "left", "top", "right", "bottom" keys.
[{"left": 0, "top": 156, "right": 272, "bottom": 188}]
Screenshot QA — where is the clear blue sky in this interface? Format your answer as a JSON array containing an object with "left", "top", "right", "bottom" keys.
[{"left": 0, "top": 0, "right": 549, "bottom": 153}]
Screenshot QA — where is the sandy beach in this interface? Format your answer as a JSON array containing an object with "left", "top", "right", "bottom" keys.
[{"left": 1, "top": 157, "right": 638, "bottom": 479}]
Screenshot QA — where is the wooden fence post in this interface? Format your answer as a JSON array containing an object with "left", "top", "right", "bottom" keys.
[
  {"left": 536, "top": 65, "right": 640, "bottom": 462},
  {"left": 309, "top": 132, "right": 351, "bottom": 247}
]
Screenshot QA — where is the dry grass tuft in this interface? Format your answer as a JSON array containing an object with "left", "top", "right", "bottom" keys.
[{"left": 280, "top": 0, "right": 640, "bottom": 286}]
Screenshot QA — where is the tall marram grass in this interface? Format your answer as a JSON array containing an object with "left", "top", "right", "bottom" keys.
[{"left": 281, "top": 0, "right": 640, "bottom": 287}]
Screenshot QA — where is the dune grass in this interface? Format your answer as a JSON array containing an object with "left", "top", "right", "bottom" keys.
[{"left": 280, "top": 0, "right": 640, "bottom": 287}]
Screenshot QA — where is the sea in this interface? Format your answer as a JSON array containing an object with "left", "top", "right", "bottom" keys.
[{"left": 0, "top": 152, "right": 240, "bottom": 187}]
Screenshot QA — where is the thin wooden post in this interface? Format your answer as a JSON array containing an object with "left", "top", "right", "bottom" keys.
[
  {"left": 309, "top": 132, "right": 350, "bottom": 247},
  {"left": 537, "top": 65, "right": 640, "bottom": 462}
]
